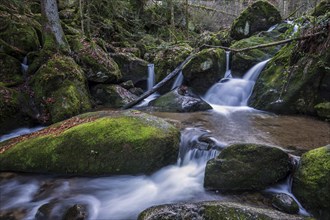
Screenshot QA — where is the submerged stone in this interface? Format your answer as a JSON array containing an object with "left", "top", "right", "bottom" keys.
[
  {"left": 138, "top": 201, "right": 306, "bottom": 220},
  {"left": 293, "top": 146, "right": 330, "bottom": 219},
  {"left": 230, "top": 0, "right": 281, "bottom": 40},
  {"left": 204, "top": 143, "right": 293, "bottom": 191},
  {"left": 0, "top": 110, "right": 180, "bottom": 175}
]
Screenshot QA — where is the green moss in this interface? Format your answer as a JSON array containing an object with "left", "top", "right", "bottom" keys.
[
  {"left": 314, "top": 102, "right": 330, "bottom": 119},
  {"left": 293, "top": 146, "right": 330, "bottom": 219},
  {"left": 0, "top": 111, "right": 180, "bottom": 175},
  {"left": 312, "top": 0, "right": 330, "bottom": 17}
]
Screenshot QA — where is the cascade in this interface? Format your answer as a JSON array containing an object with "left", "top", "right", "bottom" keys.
[
  {"left": 223, "top": 51, "right": 232, "bottom": 79},
  {"left": 21, "top": 56, "right": 28, "bottom": 78},
  {"left": 171, "top": 71, "right": 183, "bottom": 90},
  {"left": 147, "top": 64, "right": 155, "bottom": 91},
  {"left": 204, "top": 59, "right": 270, "bottom": 106}
]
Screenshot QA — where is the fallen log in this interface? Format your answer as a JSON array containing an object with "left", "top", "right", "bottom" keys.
[
  {"left": 203, "top": 31, "right": 326, "bottom": 53},
  {"left": 122, "top": 54, "right": 196, "bottom": 109}
]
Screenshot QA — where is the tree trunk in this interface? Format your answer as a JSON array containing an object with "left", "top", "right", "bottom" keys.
[{"left": 40, "top": 0, "right": 69, "bottom": 51}]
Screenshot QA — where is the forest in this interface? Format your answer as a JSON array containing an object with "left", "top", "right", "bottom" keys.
[{"left": 0, "top": 0, "right": 329, "bottom": 219}]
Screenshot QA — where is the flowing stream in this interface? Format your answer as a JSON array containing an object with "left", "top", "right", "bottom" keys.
[{"left": 1, "top": 57, "right": 330, "bottom": 220}]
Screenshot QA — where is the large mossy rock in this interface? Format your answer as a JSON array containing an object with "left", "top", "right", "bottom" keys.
[
  {"left": 111, "top": 53, "right": 149, "bottom": 85},
  {"left": 204, "top": 143, "right": 292, "bottom": 191},
  {"left": 91, "top": 84, "right": 138, "bottom": 108},
  {"left": 183, "top": 48, "right": 226, "bottom": 95},
  {"left": 30, "top": 54, "right": 92, "bottom": 124},
  {"left": 230, "top": 1, "right": 281, "bottom": 40},
  {"left": 292, "top": 146, "right": 330, "bottom": 219},
  {"left": 68, "top": 38, "right": 121, "bottom": 83},
  {"left": 0, "top": 110, "right": 180, "bottom": 175},
  {"left": 150, "top": 87, "right": 212, "bottom": 112},
  {"left": 230, "top": 31, "right": 284, "bottom": 77},
  {"left": 138, "top": 201, "right": 306, "bottom": 220},
  {"left": 249, "top": 25, "right": 330, "bottom": 117},
  {"left": 0, "top": 12, "right": 41, "bottom": 59},
  {"left": 0, "top": 53, "right": 23, "bottom": 87}
]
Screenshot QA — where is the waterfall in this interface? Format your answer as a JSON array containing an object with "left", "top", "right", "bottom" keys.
[
  {"left": 147, "top": 64, "right": 155, "bottom": 91},
  {"left": 204, "top": 59, "right": 270, "bottom": 106},
  {"left": 21, "top": 56, "right": 28, "bottom": 78},
  {"left": 171, "top": 71, "right": 183, "bottom": 90},
  {"left": 224, "top": 51, "right": 232, "bottom": 79}
]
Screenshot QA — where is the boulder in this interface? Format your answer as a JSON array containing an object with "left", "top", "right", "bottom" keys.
[
  {"left": 204, "top": 143, "right": 293, "bottom": 191},
  {"left": 68, "top": 37, "right": 121, "bottom": 83},
  {"left": 63, "top": 204, "right": 88, "bottom": 220},
  {"left": 91, "top": 84, "right": 138, "bottom": 108},
  {"left": 150, "top": 86, "right": 212, "bottom": 112},
  {"left": 314, "top": 102, "right": 330, "bottom": 120},
  {"left": 183, "top": 48, "right": 226, "bottom": 95},
  {"left": 0, "top": 53, "right": 23, "bottom": 87},
  {"left": 271, "top": 193, "right": 299, "bottom": 214},
  {"left": 138, "top": 201, "right": 306, "bottom": 220},
  {"left": 29, "top": 54, "right": 92, "bottom": 123},
  {"left": 230, "top": 1, "right": 281, "bottom": 40},
  {"left": 196, "top": 30, "right": 232, "bottom": 48},
  {"left": 293, "top": 146, "right": 330, "bottom": 219},
  {"left": 111, "top": 52, "right": 149, "bottom": 85},
  {"left": 0, "top": 13, "right": 41, "bottom": 59},
  {"left": 0, "top": 110, "right": 180, "bottom": 175}
]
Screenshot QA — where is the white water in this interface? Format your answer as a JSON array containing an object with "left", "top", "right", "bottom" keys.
[
  {"left": 21, "top": 56, "right": 28, "bottom": 78},
  {"left": 223, "top": 51, "right": 232, "bottom": 79},
  {"left": 147, "top": 64, "right": 155, "bottom": 91},
  {"left": 171, "top": 71, "right": 183, "bottom": 90},
  {"left": 204, "top": 59, "right": 270, "bottom": 107}
]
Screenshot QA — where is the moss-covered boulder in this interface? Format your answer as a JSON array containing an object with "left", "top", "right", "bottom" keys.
[
  {"left": 183, "top": 48, "right": 226, "bottom": 95},
  {"left": 230, "top": 1, "right": 281, "bottom": 40},
  {"left": 271, "top": 193, "right": 299, "bottom": 214},
  {"left": 138, "top": 201, "right": 306, "bottom": 220},
  {"left": 204, "top": 143, "right": 293, "bottom": 191},
  {"left": 111, "top": 53, "right": 148, "bottom": 85},
  {"left": 292, "top": 146, "right": 330, "bottom": 219},
  {"left": 0, "top": 13, "right": 41, "bottom": 59},
  {"left": 29, "top": 54, "right": 92, "bottom": 123},
  {"left": 0, "top": 53, "right": 23, "bottom": 87},
  {"left": 0, "top": 110, "right": 180, "bottom": 175},
  {"left": 230, "top": 31, "right": 284, "bottom": 77},
  {"left": 196, "top": 30, "right": 232, "bottom": 48},
  {"left": 91, "top": 84, "right": 138, "bottom": 108},
  {"left": 249, "top": 26, "right": 330, "bottom": 116},
  {"left": 150, "top": 87, "right": 212, "bottom": 112},
  {"left": 68, "top": 38, "right": 121, "bottom": 83}
]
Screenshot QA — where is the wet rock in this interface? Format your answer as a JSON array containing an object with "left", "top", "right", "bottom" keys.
[
  {"left": 0, "top": 110, "right": 180, "bottom": 175},
  {"left": 91, "top": 84, "right": 138, "bottom": 108},
  {"left": 204, "top": 143, "right": 293, "bottom": 191},
  {"left": 111, "top": 53, "right": 148, "bottom": 85},
  {"left": 35, "top": 203, "right": 55, "bottom": 220},
  {"left": 183, "top": 48, "right": 226, "bottom": 95},
  {"left": 138, "top": 201, "right": 306, "bottom": 220},
  {"left": 230, "top": 1, "right": 281, "bottom": 40},
  {"left": 150, "top": 87, "right": 212, "bottom": 112},
  {"left": 293, "top": 145, "right": 330, "bottom": 219},
  {"left": 63, "top": 204, "right": 88, "bottom": 220},
  {"left": 29, "top": 54, "right": 92, "bottom": 123},
  {"left": 68, "top": 37, "right": 121, "bottom": 83},
  {"left": 271, "top": 193, "right": 299, "bottom": 214},
  {"left": 0, "top": 209, "right": 27, "bottom": 220}
]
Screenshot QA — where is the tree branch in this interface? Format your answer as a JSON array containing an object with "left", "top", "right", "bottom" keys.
[{"left": 203, "top": 31, "right": 326, "bottom": 53}]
